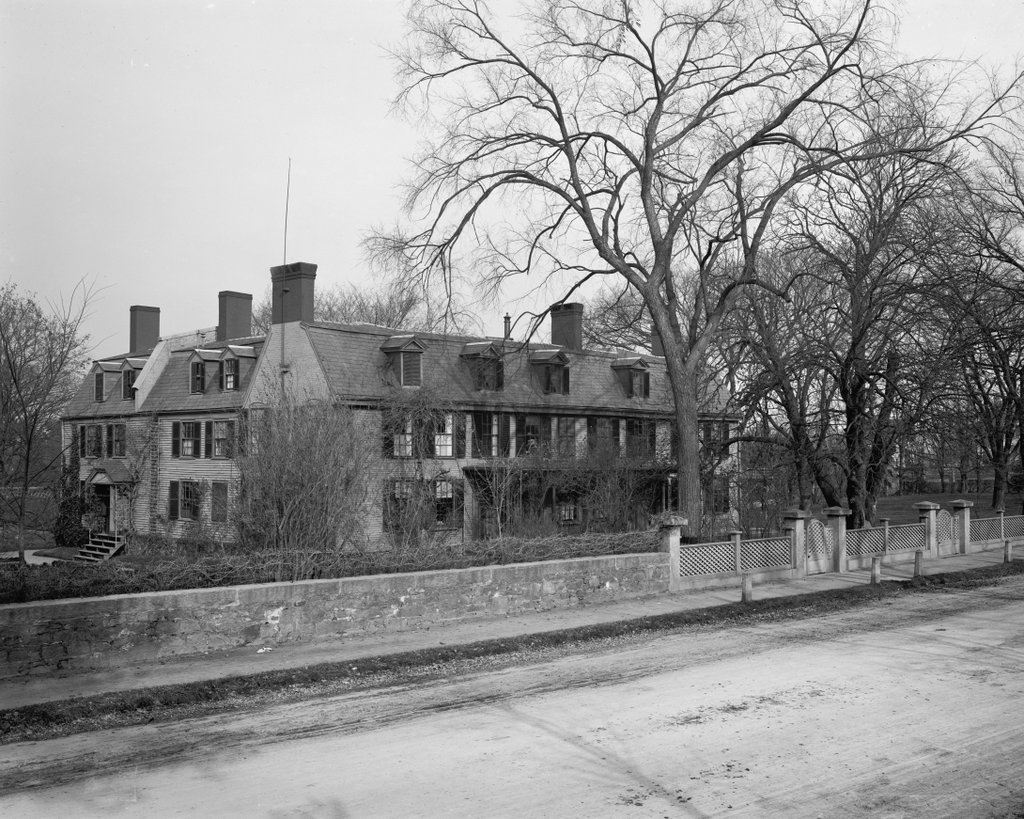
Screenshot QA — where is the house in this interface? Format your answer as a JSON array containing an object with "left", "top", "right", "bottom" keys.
[{"left": 62, "top": 262, "right": 735, "bottom": 557}]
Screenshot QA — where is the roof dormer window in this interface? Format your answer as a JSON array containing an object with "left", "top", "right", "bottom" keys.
[
  {"left": 190, "top": 361, "right": 205, "bottom": 394},
  {"left": 530, "top": 349, "right": 570, "bottom": 395},
  {"left": 381, "top": 335, "right": 427, "bottom": 388},
  {"left": 94, "top": 371, "right": 105, "bottom": 402},
  {"left": 221, "top": 357, "right": 239, "bottom": 391},
  {"left": 612, "top": 357, "right": 651, "bottom": 399},
  {"left": 122, "top": 368, "right": 136, "bottom": 400},
  {"left": 460, "top": 342, "right": 504, "bottom": 391}
]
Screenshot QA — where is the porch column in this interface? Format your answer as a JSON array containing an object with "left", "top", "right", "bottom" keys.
[
  {"left": 914, "top": 502, "right": 940, "bottom": 557},
  {"left": 952, "top": 500, "right": 973, "bottom": 555},
  {"left": 825, "top": 507, "right": 849, "bottom": 573},
  {"left": 782, "top": 509, "right": 810, "bottom": 578}
]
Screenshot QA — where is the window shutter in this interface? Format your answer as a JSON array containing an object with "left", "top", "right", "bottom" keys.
[
  {"left": 499, "top": 414, "right": 510, "bottom": 457},
  {"left": 204, "top": 421, "right": 213, "bottom": 458},
  {"left": 225, "top": 421, "right": 236, "bottom": 458},
  {"left": 169, "top": 481, "right": 180, "bottom": 520},
  {"left": 402, "top": 352, "right": 422, "bottom": 387},
  {"left": 171, "top": 422, "right": 181, "bottom": 458},
  {"left": 79, "top": 426, "right": 86, "bottom": 457},
  {"left": 643, "top": 371, "right": 650, "bottom": 398},
  {"left": 453, "top": 480, "right": 465, "bottom": 525},
  {"left": 495, "top": 361, "right": 504, "bottom": 390},
  {"left": 192, "top": 424, "right": 202, "bottom": 458},
  {"left": 562, "top": 367, "right": 570, "bottom": 395},
  {"left": 105, "top": 425, "right": 113, "bottom": 457},
  {"left": 454, "top": 413, "right": 466, "bottom": 458},
  {"left": 382, "top": 414, "right": 394, "bottom": 458},
  {"left": 219, "top": 362, "right": 226, "bottom": 391},
  {"left": 514, "top": 414, "right": 526, "bottom": 455}
]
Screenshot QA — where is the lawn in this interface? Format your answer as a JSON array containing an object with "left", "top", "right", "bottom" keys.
[{"left": 874, "top": 492, "right": 1023, "bottom": 525}]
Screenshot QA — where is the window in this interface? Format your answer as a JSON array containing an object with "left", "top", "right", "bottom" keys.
[
  {"left": 94, "top": 372, "right": 105, "bottom": 402},
  {"left": 400, "top": 351, "right": 422, "bottom": 387},
  {"left": 557, "top": 497, "right": 579, "bottom": 525},
  {"left": 169, "top": 480, "right": 200, "bottom": 521},
  {"left": 221, "top": 358, "right": 239, "bottom": 391},
  {"left": 543, "top": 364, "right": 570, "bottom": 395},
  {"left": 384, "top": 478, "right": 464, "bottom": 531},
  {"left": 700, "top": 420, "right": 731, "bottom": 459},
  {"left": 704, "top": 474, "right": 731, "bottom": 516},
  {"left": 471, "top": 357, "right": 503, "bottom": 391},
  {"left": 211, "top": 421, "right": 235, "bottom": 458},
  {"left": 393, "top": 418, "right": 413, "bottom": 457},
  {"left": 211, "top": 481, "right": 229, "bottom": 523},
  {"left": 587, "top": 417, "right": 620, "bottom": 455},
  {"left": 625, "top": 418, "right": 656, "bottom": 457},
  {"left": 472, "top": 412, "right": 510, "bottom": 458},
  {"left": 122, "top": 369, "right": 136, "bottom": 400},
  {"left": 106, "top": 423, "right": 126, "bottom": 457},
  {"left": 190, "top": 362, "right": 205, "bottom": 394},
  {"left": 515, "top": 413, "right": 547, "bottom": 454},
  {"left": 172, "top": 421, "right": 202, "bottom": 458},
  {"left": 629, "top": 370, "right": 650, "bottom": 399},
  {"left": 554, "top": 416, "right": 576, "bottom": 457},
  {"left": 80, "top": 424, "right": 102, "bottom": 458},
  {"left": 434, "top": 414, "right": 454, "bottom": 458}
]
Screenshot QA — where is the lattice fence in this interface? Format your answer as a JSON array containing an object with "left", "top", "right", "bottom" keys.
[
  {"left": 740, "top": 537, "right": 792, "bottom": 571},
  {"left": 936, "top": 510, "right": 954, "bottom": 550},
  {"left": 846, "top": 527, "right": 885, "bottom": 557},
  {"left": 887, "top": 523, "right": 925, "bottom": 553},
  {"left": 678, "top": 540, "right": 735, "bottom": 577},
  {"left": 970, "top": 516, "right": 1003, "bottom": 546},
  {"left": 1005, "top": 515, "right": 1024, "bottom": 540}
]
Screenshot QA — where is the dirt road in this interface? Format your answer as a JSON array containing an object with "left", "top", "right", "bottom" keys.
[{"left": 4, "top": 578, "right": 1024, "bottom": 817}]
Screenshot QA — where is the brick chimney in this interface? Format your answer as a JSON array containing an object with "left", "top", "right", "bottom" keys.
[
  {"left": 270, "top": 262, "right": 317, "bottom": 324},
  {"left": 217, "top": 291, "right": 253, "bottom": 341},
  {"left": 129, "top": 305, "right": 160, "bottom": 353},
  {"left": 550, "top": 303, "right": 584, "bottom": 350}
]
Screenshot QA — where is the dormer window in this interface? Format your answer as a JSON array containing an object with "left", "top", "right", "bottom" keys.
[
  {"left": 94, "top": 372, "right": 105, "bottom": 402},
  {"left": 381, "top": 335, "right": 427, "bottom": 388},
  {"left": 122, "top": 369, "right": 136, "bottom": 400},
  {"left": 221, "top": 358, "right": 239, "bottom": 391},
  {"left": 612, "top": 357, "right": 651, "bottom": 399},
  {"left": 460, "top": 342, "right": 504, "bottom": 391},
  {"left": 530, "top": 349, "right": 570, "bottom": 395},
  {"left": 190, "top": 361, "right": 205, "bottom": 394}
]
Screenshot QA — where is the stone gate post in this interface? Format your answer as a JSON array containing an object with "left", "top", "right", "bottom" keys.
[
  {"left": 661, "top": 519, "right": 682, "bottom": 593},
  {"left": 952, "top": 500, "right": 973, "bottom": 555},
  {"left": 825, "top": 507, "right": 849, "bottom": 573},
  {"left": 914, "top": 502, "right": 940, "bottom": 557},
  {"left": 783, "top": 509, "right": 810, "bottom": 579}
]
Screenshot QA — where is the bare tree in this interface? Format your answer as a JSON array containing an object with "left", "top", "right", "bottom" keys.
[
  {"left": 376, "top": 0, "right": 1011, "bottom": 536},
  {"left": 0, "top": 281, "right": 92, "bottom": 562}
]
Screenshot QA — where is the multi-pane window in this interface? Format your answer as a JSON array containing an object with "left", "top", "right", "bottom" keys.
[
  {"left": 190, "top": 362, "right": 205, "bottom": 394},
  {"left": 700, "top": 420, "right": 732, "bottom": 459},
  {"left": 383, "top": 478, "right": 463, "bottom": 531},
  {"left": 212, "top": 421, "right": 234, "bottom": 458},
  {"left": 106, "top": 423, "right": 126, "bottom": 457},
  {"left": 211, "top": 481, "right": 229, "bottom": 523},
  {"left": 221, "top": 358, "right": 239, "bottom": 391},
  {"left": 704, "top": 475, "right": 731, "bottom": 516},
  {"left": 433, "top": 414, "right": 454, "bottom": 457},
  {"left": 80, "top": 424, "right": 102, "bottom": 458},
  {"left": 557, "top": 498, "right": 579, "bottom": 525},
  {"left": 121, "top": 369, "right": 136, "bottom": 400},
  {"left": 629, "top": 370, "right": 651, "bottom": 399},
  {"left": 172, "top": 421, "right": 201, "bottom": 458},
  {"left": 94, "top": 372, "right": 105, "bottom": 402},
  {"left": 168, "top": 480, "right": 201, "bottom": 521},
  {"left": 515, "top": 414, "right": 545, "bottom": 454},
  {"left": 625, "top": 418, "right": 656, "bottom": 457},
  {"left": 471, "top": 358, "right": 503, "bottom": 391},
  {"left": 543, "top": 364, "right": 570, "bottom": 395},
  {"left": 587, "top": 417, "right": 620, "bottom": 455},
  {"left": 400, "top": 352, "right": 422, "bottom": 387},
  {"left": 393, "top": 419, "right": 414, "bottom": 457},
  {"left": 472, "top": 411, "right": 510, "bottom": 458},
  {"left": 554, "top": 416, "right": 576, "bottom": 457}
]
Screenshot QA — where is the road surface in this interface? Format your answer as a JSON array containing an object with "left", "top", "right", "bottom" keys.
[{"left": 4, "top": 578, "right": 1024, "bottom": 817}]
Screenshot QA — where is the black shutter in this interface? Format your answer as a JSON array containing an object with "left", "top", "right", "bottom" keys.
[
  {"left": 192, "top": 424, "right": 202, "bottom": 458},
  {"left": 515, "top": 414, "right": 526, "bottom": 455},
  {"left": 79, "top": 426, "right": 86, "bottom": 457},
  {"left": 169, "top": 481, "right": 180, "bottom": 520},
  {"left": 204, "top": 421, "right": 213, "bottom": 458},
  {"left": 643, "top": 371, "right": 650, "bottom": 398},
  {"left": 219, "top": 362, "right": 226, "bottom": 391},
  {"left": 171, "top": 422, "right": 181, "bottom": 458},
  {"left": 454, "top": 413, "right": 466, "bottom": 458},
  {"left": 499, "top": 413, "right": 510, "bottom": 457},
  {"left": 495, "top": 360, "right": 504, "bottom": 390},
  {"left": 612, "top": 419, "right": 621, "bottom": 454},
  {"left": 225, "top": 421, "right": 236, "bottom": 458},
  {"left": 453, "top": 480, "right": 465, "bottom": 528},
  {"left": 382, "top": 414, "right": 394, "bottom": 458},
  {"left": 105, "top": 425, "right": 113, "bottom": 457},
  {"left": 562, "top": 367, "right": 570, "bottom": 395}
]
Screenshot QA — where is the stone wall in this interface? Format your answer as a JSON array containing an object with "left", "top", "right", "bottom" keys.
[{"left": 0, "top": 552, "right": 669, "bottom": 679}]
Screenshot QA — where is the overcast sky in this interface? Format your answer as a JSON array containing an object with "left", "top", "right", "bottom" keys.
[{"left": 2, "top": 0, "right": 1022, "bottom": 356}]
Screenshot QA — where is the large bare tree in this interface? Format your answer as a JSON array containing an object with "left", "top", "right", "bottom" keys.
[{"left": 378, "top": 0, "right": 1012, "bottom": 535}]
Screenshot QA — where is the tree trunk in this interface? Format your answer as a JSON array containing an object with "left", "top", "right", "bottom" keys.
[{"left": 672, "top": 368, "right": 702, "bottom": 540}]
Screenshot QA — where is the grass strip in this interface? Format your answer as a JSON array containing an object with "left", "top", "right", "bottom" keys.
[{"left": 3, "top": 559, "right": 1023, "bottom": 743}]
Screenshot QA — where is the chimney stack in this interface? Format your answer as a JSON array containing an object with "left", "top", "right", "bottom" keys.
[
  {"left": 503, "top": 313, "right": 511, "bottom": 340},
  {"left": 217, "top": 291, "right": 253, "bottom": 341},
  {"left": 550, "top": 303, "right": 584, "bottom": 350},
  {"left": 270, "top": 262, "right": 317, "bottom": 325},
  {"left": 129, "top": 305, "right": 160, "bottom": 353}
]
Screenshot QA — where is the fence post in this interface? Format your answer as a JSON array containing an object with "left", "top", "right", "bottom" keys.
[
  {"left": 914, "top": 549, "right": 924, "bottom": 578},
  {"left": 871, "top": 556, "right": 882, "bottom": 585},
  {"left": 661, "top": 521, "right": 682, "bottom": 593},
  {"left": 998, "top": 508, "right": 1005, "bottom": 546},
  {"left": 914, "top": 502, "right": 940, "bottom": 557},
  {"left": 952, "top": 500, "right": 973, "bottom": 555},
  {"left": 783, "top": 509, "right": 810, "bottom": 579},
  {"left": 825, "top": 506, "right": 849, "bottom": 573},
  {"left": 880, "top": 518, "right": 890, "bottom": 555},
  {"left": 1004, "top": 539, "right": 1013, "bottom": 563},
  {"left": 730, "top": 529, "right": 743, "bottom": 574},
  {"left": 741, "top": 574, "right": 753, "bottom": 603}
]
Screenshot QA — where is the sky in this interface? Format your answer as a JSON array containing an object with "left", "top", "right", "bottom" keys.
[{"left": 2, "top": 0, "right": 1023, "bottom": 356}]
